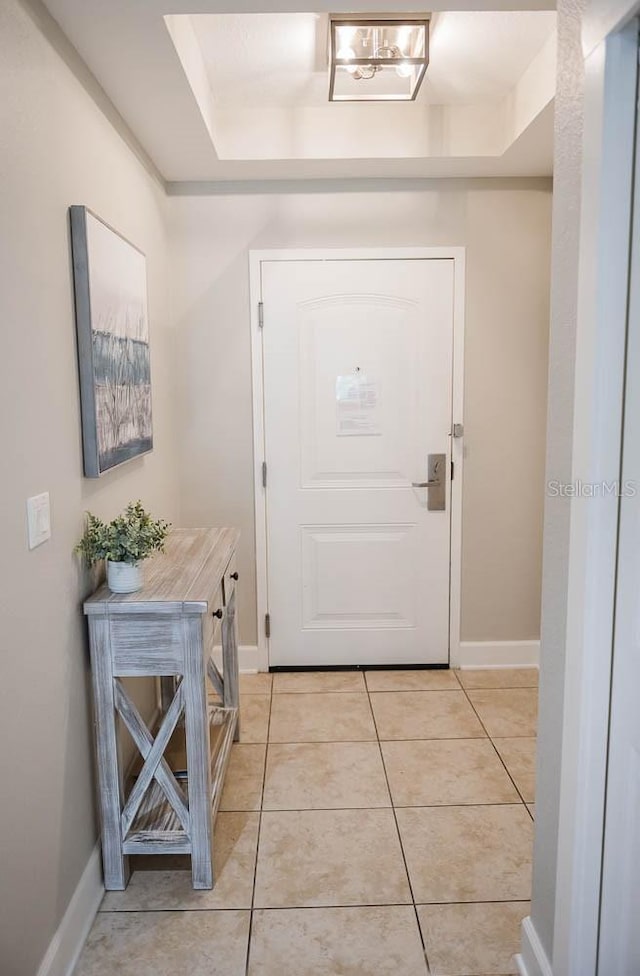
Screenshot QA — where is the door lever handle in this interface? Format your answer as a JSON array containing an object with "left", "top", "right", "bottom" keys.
[
  {"left": 412, "top": 453, "right": 446, "bottom": 511},
  {"left": 412, "top": 458, "right": 442, "bottom": 489}
]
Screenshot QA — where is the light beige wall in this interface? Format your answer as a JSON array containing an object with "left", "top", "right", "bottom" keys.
[
  {"left": 0, "top": 2, "right": 179, "bottom": 973},
  {"left": 168, "top": 183, "right": 552, "bottom": 645}
]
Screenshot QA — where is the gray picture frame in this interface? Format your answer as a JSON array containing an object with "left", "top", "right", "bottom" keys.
[{"left": 70, "top": 206, "right": 153, "bottom": 478}]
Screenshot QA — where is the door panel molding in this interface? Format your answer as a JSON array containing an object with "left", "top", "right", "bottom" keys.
[
  {"left": 301, "top": 522, "right": 418, "bottom": 630},
  {"left": 249, "top": 247, "right": 466, "bottom": 670}
]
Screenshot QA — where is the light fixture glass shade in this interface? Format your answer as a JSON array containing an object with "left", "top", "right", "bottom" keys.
[{"left": 329, "top": 18, "right": 429, "bottom": 102}]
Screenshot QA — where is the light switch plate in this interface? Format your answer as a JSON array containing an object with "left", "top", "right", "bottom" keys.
[{"left": 27, "top": 492, "right": 51, "bottom": 549}]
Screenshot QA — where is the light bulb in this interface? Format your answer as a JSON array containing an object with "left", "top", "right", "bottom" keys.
[
  {"left": 395, "top": 61, "right": 412, "bottom": 79},
  {"left": 337, "top": 46, "right": 357, "bottom": 75}
]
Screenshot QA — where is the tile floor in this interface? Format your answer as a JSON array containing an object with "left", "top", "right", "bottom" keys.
[{"left": 75, "top": 667, "right": 538, "bottom": 976}]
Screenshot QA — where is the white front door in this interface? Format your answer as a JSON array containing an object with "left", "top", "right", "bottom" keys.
[
  {"left": 597, "top": 83, "right": 640, "bottom": 973},
  {"left": 260, "top": 257, "right": 456, "bottom": 668}
]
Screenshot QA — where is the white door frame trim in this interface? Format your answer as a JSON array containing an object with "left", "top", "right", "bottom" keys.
[
  {"left": 249, "top": 246, "right": 466, "bottom": 670},
  {"left": 518, "top": 12, "right": 640, "bottom": 976},
  {"left": 552, "top": 18, "right": 639, "bottom": 976}
]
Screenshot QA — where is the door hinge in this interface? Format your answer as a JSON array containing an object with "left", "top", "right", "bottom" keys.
[
  {"left": 265, "top": 613, "right": 271, "bottom": 639},
  {"left": 258, "top": 301, "right": 264, "bottom": 328},
  {"left": 451, "top": 461, "right": 455, "bottom": 481},
  {"left": 262, "top": 461, "right": 267, "bottom": 488}
]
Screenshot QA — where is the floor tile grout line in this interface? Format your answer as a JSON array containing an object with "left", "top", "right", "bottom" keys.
[
  {"left": 270, "top": 688, "right": 371, "bottom": 696},
  {"left": 460, "top": 682, "right": 529, "bottom": 801},
  {"left": 368, "top": 688, "right": 473, "bottom": 696},
  {"left": 250, "top": 801, "right": 529, "bottom": 813},
  {"left": 491, "top": 736, "right": 538, "bottom": 742},
  {"left": 99, "top": 907, "right": 253, "bottom": 915},
  {"left": 243, "top": 681, "right": 273, "bottom": 976},
  {"left": 266, "top": 686, "right": 537, "bottom": 696},
  {"left": 365, "top": 681, "right": 432, "bottom": 975},
  {"left": 460, "top": 684, "right": 538, "bottom": 691},
  {"left": 98, "top": 896, "right": 534, "bottom": 915},
  {"left": 369, "top": 681, "right": 461, "bottom": 693},
  {"left": 269, "top": 688, "right": 490, "bottom": 696},
  {"left": 271, "top": 684, "right": 368, "bottom": 694},
  {"left": 451, "top": 666, "right": 538, "bottom": 693},
  {"left": 222, "top": 800, "right": 529, "bottom": 814},
  {"left": 457, "top": 682, "right": 535, "bottom": 812},
  {"left": 235, "top": 734, "right": 539, "bottom": 744},
  {"left": 260, "top": 735, "right": 497, "bottom": 744},
  {"left": 246, "top": 675, "right": 536, "bottom": 696},
  {"left": 456, "top": 678, "right": 538, "bottom": 692},
  {"left": 490, "top": 735, "right": 537, "bottom": 813}
]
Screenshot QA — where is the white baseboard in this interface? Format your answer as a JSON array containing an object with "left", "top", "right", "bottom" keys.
[
  {"left": 212, "top": 644, "right": 268, "bottom": 673},
  {"left": 238, "top": 643, "right": 539, "bottom": 673},
  {"left": 455, "top": 640, "right": 540, "bottom": 669},
  {"left": 515, "top": 916, "right": 553, "bottom": 976},
  {"left": 36, "top": 844, "right": 103, "bottom": 976},
  {"left": 238, "top": 644, "right": 268, "bottom": 672}
]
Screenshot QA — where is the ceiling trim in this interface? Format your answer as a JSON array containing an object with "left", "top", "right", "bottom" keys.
[{"left": 166, "top": 176, "right": 554, "bottom": 195}]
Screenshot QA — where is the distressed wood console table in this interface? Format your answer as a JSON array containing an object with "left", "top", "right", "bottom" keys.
[{"left": 84, "top": 528, "right": 240, "bottom": 890}]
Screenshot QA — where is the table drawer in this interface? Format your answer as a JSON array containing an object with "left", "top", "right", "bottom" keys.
[
  {"left": 111, "top": 615, "right": 184, "bottom": 675},
  {"left": 203, "top": 584, "right": 224, "bottom": 653},
  {"left": 222, "top": 554, "right": 238, "bottom": 607}
]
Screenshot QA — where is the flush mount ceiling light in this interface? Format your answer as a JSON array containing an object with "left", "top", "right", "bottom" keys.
[{"left": 329, "top": 15, "right": 429, "bottom": 102}]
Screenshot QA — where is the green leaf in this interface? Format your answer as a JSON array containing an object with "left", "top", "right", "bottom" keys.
[{"left": 74, "top": 501, "right": 171, "bottom": 566}]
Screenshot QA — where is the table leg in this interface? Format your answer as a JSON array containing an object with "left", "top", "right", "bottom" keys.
[
  {"left": 89, "top": 615, "right": 130, "bottom": 890},
  {"left": 183, "top": 615, "right": 214, "bottom": 889}
]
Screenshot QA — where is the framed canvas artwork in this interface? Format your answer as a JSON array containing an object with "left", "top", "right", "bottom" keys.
[{"left": 69, "top": 206, "right": 153, "bottom": 477}]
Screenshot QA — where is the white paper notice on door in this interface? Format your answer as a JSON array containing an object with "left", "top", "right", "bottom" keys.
[{"left": 336, "top": 374, "right": 381, "bottom": 437}]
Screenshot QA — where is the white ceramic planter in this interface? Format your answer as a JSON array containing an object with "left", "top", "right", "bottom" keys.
[{"left": 107, "top": 560, "right": 142, "bottom": 594}]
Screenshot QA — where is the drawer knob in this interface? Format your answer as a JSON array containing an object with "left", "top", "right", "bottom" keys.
[
  {"left": 230, "top": 572, "right": 239, "bottom": 581},
  {"left": 213, "top": 609, "right": 223, "bottom": 619}
]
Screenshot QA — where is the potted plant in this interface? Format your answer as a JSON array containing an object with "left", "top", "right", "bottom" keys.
[{"left": 75, "top": 500, "right": 170, "bottom": 593}]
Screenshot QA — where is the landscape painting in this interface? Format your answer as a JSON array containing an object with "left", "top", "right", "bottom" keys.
[{"left": 70, "top": 207, "right": 153, "bottom": 477}]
